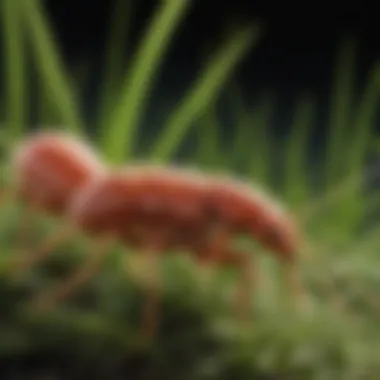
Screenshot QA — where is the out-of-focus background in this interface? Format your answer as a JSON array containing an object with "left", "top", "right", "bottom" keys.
[{"left": 0, "top": 1, "right": 380, "bottom": 379}]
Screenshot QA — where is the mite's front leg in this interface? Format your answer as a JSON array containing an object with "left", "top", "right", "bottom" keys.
[
  {"left": 139, "top": 243, "right": 162, "bottom": 340},
  {"left": 281, "top": 259, "right": 311, "bottom": 313},
  {"left": 137, "top": 231, "right": 170, "bottom": 341},
  {"left": 217, "top": 249, "right": 256, "bottom": 323},
  {"left": 30, "top": 234, "right": 116, "bottom": 313},
  {"left": 9, "top": 222, "right": 76, "bottom": 276},
  {"left": 0, "top": 186, "right": 35, "bottom": 252},
  {"left": 195, "top": 228, "right": 256, "bottom": 322},
  {"left": 197, "top": 245, "right": 256, "bottom": 322}
]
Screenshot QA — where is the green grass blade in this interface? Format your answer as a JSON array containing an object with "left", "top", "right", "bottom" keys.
[
  {"left": 98, "top": 0, "right": 134, "bottom": 131},
  {"left": 103, "top": 0, "right": 191, "bottom": 162},
  {"left": 229, "top": 83, "right": 256, "bottom": 170},
  {"left": 22, "top": 0, "right": 83, "bottom": 132},
  {"left": 298, "top": 169, "right": 366, "bottom": 223},
  {"left": 151, "top": 24, "right": 260, "bottom": 162},
  {"left": 346, "top": 63, "right": 380, "bottom": 174},
  {"left": 37, "top": 82, "right": 59, "bottom": 125},
  {"left": 1, "top": 0, "right": 27, "bottom": 143},
  {"left": 37, "top": 60, "right": 89, "bottom": 126},
  {"left": 196, "top": 105, "right": 222, "bottom": 168},
  {"left": 247, "top": 92, "right": 275, "bottom": 186},
  {"left": 325, "top": 36, "right": 356, "bottom": 188},
  {"left": 0, "top": 96, "right": 3, "bottom": 122},
  {"left": 283, "top": 95, "right": 315, "bottom": 206},
  {"left": 330, "top": 63, "right": 380, "bottom": 235},
  {"left": 301, "top": 64, "right": 380, "bottom": 240}
]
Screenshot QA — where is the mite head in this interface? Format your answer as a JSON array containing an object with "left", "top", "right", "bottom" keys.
[{"left": 11, "top": 130, "right": 105, "bottom": 215}]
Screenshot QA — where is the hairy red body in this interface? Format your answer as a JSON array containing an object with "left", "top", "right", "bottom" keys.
[
  {"left": 67, "top": 166, "right": 299, "bottom": 262},
  {"left": 68, "top": 166, "right": 212, "bottom": 251}
]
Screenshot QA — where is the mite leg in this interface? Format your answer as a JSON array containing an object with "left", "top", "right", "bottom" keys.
[
  {"left": 193, "top": 225, "right": 256, "bottom": 321},
  {"left": 197, "top": 242, "right": 256, "bottom": 322},
  {"left": 281, "top": 259, "right": 308, "bottom": 308},
  {"left": 30, "top": 234, "right": 116, "bottom": 313},
  {"left": 223, "top": 249, "right": 256, "bottom": 323},
  {"left": 194, "top": 227, "right": 232, "bottom": 288},
  {"left": 0, "top": 186, "right": 34, "bottom": 250},
  {"left": 139, "top": 243, "right": 162, "bottom": 340},
  {"left": 9, "top": 223, "right": 76, "bottom": 276},
  {"left": 15, "top": 201, "right": 34, "bottom": 250},
  {"left": 280, "top": 261, "right": 315, "bottom": 317},
  {"left": 120, "top": 226, "right": 145, "bottom": 284},
  {"left": 137, "top": 232, "right": 170, "bottom": 340}
]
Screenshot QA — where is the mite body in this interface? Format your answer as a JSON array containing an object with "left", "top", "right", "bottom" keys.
[
  {"left": 62, "top": 167, "right": 301, "bottom": 336},
  {"left": 6, "top": 133, "right": 302, "bottom": 338}
]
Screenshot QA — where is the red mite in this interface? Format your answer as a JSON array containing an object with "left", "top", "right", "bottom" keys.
[
  {"left": 38, "top": 166, "right": 302, "bottom": 336},
  {"left": 7, "top": 134, "right": 303, "bottom": 338}
]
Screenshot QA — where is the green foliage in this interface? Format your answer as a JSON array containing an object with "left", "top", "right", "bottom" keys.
[
  {"left": 102, "top": 0, "right": 191, "bottom": 162},
  {"left": 150, "top": 24, "right": 260, "bottom": 162},
  {"left": 98, "top": 0, "right": 135, "bottom": 132},
  {"left": 1, "top": 0, "right": 27, "bottom": 145},
  {"left": 22, "top": 0, "right": 84, "bottom": 132},
  {"left": 1, "top": 0, "right": 380, "bottom": 378}
]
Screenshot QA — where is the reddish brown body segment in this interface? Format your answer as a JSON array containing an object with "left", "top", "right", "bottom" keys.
[
  {"left": 204, "top": 177, "right": 299, "bottom": 262},
  {"left": 11, "top": 131, "right": 105, "bottom": 215},
  {"left": 68, "top": 166, "right": 299, "bottom": 263},
  {"left": 68, "top": 166, "right": 213, "bottom": 250}
]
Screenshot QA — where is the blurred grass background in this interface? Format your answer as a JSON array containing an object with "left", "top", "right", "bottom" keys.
[{"left": 1, "top": 0, "right": 380, "bottom": 379}]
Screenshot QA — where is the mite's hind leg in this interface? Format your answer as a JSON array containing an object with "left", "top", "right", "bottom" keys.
[
  {"left": 221, "top": 249, "right": 256, "bottom": 323},
  {"left": 9, "top": 223, "right": 76, "bottom": 277},
  {"left": 139, "top": 242, "right": 162, "bottom": 340},
  {"left": 30, "top": 234, "right": 116, "bottom": 313},
  {"left": 195, "top": 228, "right": 256, "bottom": 322},
  {"left": 197, "top": 243, "right": 256, "bottom": 322},
  {"left": 281, "top": 260, "right": 309, "bottom": 311},
  {"left": 137, "top": 230, "right": 172, "bottom": 340}
]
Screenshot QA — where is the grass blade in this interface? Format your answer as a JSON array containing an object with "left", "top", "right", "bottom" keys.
[
  {"left": 98, "top": 0, "right": 134, "bottom": 131},
  {"left": 300, "top": 63, "right": 380, "bottom": 241},
  {"left": 151, "top": 24, "right": 260, "bottom": 162},
  {"left": 330, "top": 63, "right": 380, "bottom": 235},
  {"left": 103, "top": 0, "right": 191, "bottom": 162},
  {"left": 229, "top": 83, "right": 256, "bottom": 171},
  {"left": 283, "top": 95, "right": 315, "bottom": 206},
  {"left": 22, "top": 0, "right": 83, "bottom": 132},
  {"left": 1, "top": 0, "right": 27, "bottom": 143},
  {"left": 325, "top": 37, "right": 356, "bottom": 188},
  {"left": 37, "top": 83, "right": 60, "bottom": 125},
  {"left": 37, "top": 60, "right": 89, "bottom": 126},
  {"left": 247, "top": 92, "right": 275, "bottom": 186},
  {"left": 346, "top": 63, "right": 380, "bottom": 175},
  {"left": 196, "top": 104, "right": 222, "bottom": 168}
]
